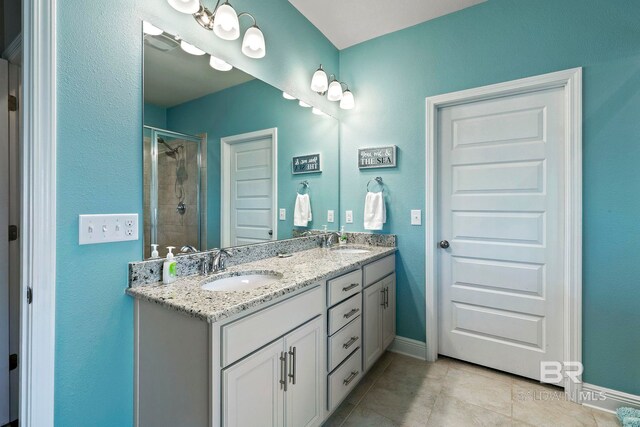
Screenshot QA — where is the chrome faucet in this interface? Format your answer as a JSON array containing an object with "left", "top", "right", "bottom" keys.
[
  {"left": 323, "top": 232, "right": 340, "bottom": 248},
  {"left": 180, "top": 245, "right": 198, "bottom": 254},
  {"left": 212, "top": 249, "right": 232, "bottom": 272}
]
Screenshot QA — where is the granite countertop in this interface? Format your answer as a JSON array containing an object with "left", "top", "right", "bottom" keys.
[{"left": 126, "top": 244, "right": 396, "bottom": 323}]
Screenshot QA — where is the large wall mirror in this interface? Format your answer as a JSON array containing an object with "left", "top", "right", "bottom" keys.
[{"left": 142, "top": 26, "right": 340, "bottom": 259}]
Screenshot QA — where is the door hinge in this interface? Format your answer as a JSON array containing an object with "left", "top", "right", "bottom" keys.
[
  {"left": 8, "top": 225, "right": 18, "bottom": 241},
  {"left": 27, "top": 287, "right": 32, "bottom": 304},
  {"left": 8, "top": 95, "right": 17, "bottom": 112},
  {"left": 9, "top": 354, "right": 17, "bottom": 371}
]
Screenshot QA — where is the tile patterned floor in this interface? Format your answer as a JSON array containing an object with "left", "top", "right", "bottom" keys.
[{"left": 323, "top": 352, "right": 620, "bottom": 427}]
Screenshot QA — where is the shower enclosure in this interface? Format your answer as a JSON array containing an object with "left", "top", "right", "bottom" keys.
[{"left": 143, "top": 126, "right": 206, "bottom": 259}]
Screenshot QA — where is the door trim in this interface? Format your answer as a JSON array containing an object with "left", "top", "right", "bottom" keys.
[
  {"left": 22, "top": 0, "right": 57, "bottom": 424},
  {"left": 220, "top": 128, "right": 278, "bottom": 248},
  {"left": 425, "top": 68, "right": 582, "bottom": 400}
]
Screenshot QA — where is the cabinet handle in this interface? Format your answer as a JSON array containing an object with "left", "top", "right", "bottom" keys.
[
  {"left": 343, "top": 308, "right": 360, "bottom": 319},
  {"left": 343, "top": 336, "right": 359, "bottom": 349},
  {"left": 342, "top": 283, "right": 359, "bottom": 292},
  {"left": 380, "top": 288, "right": 386, "bottom": 307},
  {"left": 279, "top": 352, "right": 287, "bottom": 392},
  {"left": 288, "top": 346, "right": 296, "bottom": 385},
  {"left": 385, "top": 287, "right": 389, "bottom": 309},
  {"left": 343, "top": 370, "right": 359, "bottom": 386}
]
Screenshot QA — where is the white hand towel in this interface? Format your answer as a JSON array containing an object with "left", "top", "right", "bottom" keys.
[
  {"left": 294, "top": 193, "right": 313, "bottom": 227},
  {"left": 364, "top": 191, "right": 386, "bottom": 230}
]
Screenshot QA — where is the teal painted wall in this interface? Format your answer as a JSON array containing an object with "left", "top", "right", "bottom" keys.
[
  {"left": 166, "top": 79, "right": 340, "bottom": 249},
  {"left": 143, "top": 103, "right": 167, "bottom": 129},
  {"left": 55, "top": 0, "right": 339, "bottom": 425},
  {"left": 338, "top": 0, "right": 640, "bottom": 394}
]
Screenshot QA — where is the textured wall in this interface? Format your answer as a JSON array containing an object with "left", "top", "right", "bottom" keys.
[{"left": 338, "top": 0, "right": 640, "bottom": 395}]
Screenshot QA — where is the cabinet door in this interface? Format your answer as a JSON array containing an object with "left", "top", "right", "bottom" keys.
[
  {"left": 363, "top": 280, "right": 384, "bottom": 372},
  {"left": 382, "top": 273, "right": 396, "bottom": 349},
  {"left": 284, "top": 317, "right": 323, "bottom": 427},
  {"left": 223, "top": 339, "right": 285, "bottom": 427}
]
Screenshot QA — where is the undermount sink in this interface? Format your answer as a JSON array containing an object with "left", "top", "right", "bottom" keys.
[
  {"left": 201, "top": 272, "right": 281, "bottom": 292},
  {"left": 331, "top": 247, "right": 371, "bottom": 254}
]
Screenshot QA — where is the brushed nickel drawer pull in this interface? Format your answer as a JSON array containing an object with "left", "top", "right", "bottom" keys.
[
  {"left": 343, "top": 308, "right": 359, "bottom": 319},
  {"left": 343, "top": 336, "right": 359, "bottom": 349},
  {"left": 343, "top": 370, "right": 359, "bottom": 386},
  {"left": 288, "top": 346, "right": 296, "bottom": 385},
  {"left": 279, "top": 352, "right": 287, "bottom": 392},
  {"left": 342, "top": 283, "right": 359, "bottom": 292}
]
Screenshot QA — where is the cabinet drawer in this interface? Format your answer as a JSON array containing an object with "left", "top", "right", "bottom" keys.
[
  {"left": 328, "top": 294, "right": 361, "bottom": 336},
  {"left": 363, "top": 254, "right": 395, "bottom": 288},
  {"left": 327, "top": 348, "right": 362, "bottom": 412},
  {"left": 327, "top": 270, "right": 362, "bottom": 307},
  {"left": 328, "top": 316, "right": 361, "bottom": 372},
  {"left": 221, "top": 286, "right": 323, "bottom": 367}
]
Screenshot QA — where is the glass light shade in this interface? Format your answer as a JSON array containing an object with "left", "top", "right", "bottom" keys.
[
  {"left": 312, "top": 107, "right": 328, "bottom": 117},
  {"left": 298, "top": 100, "right": 311, "bottom": 108},
  {"left": 167, "top": 0, "right": 199, "bottom": 14},
  {"left": 327, "top": 80, "right": 343, "bottom": 101},
  {"left": 242, "top": 26, "right": 266, "bottom": 58},
  {"left": 180, "top": 40, "right": 205, "bottom": 56},
  {"left": 209, "top": 55, "right": 233, "bottom": 71},
  {"left": 282, "top": 92, "right": 296, "bottom": 100},
  {"left": 340, "top": 89, "right": 355, "bottom": 110},
  {"left": 213, "top": 3, "right": 240, "bottom": 40},
  {"left": 310, "top": 67, "right": 328, "bottom": 93},
  {"left": 142, "top": 21, "right": 164, "bottom": 36}
]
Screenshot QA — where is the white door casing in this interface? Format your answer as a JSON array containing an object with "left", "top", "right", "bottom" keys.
[
  {"left": 221, "top": 128, "right": 277, "bottom": 247},
  {"left": 0, "top": 58, "right": 10, "bottom": 426},
  {"left": 425, "top": 68, "right": 582, "bottom": 398}
]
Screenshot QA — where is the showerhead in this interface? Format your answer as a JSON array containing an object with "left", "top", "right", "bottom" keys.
[{"left": 157, "top": 137, "right": 182, "bottom": 159}]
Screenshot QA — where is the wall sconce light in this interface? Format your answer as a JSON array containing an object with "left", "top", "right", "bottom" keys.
[
  {"left": 209, "top": 54, "right": 233, "bottom": 71},
  {"left": 143, "top": 21, "right": 164, "bottom": 36},
  {"left": 180, "top": 40, "right": 206, "bottom": 55},
  {"left": 340, "top": 87, "right": 355, "bottom": 110},
  {"left": 310, "top": 65, "right": 329, "bottom": 94},
  {"left": 309, "top": 65, "right": 355, "bottom": 110},
  {"left": 168, "top": 0, "right": 266, "bottom": 59},
  {"left": 282, "top": 92, "right": 296, "bottom": 100}
]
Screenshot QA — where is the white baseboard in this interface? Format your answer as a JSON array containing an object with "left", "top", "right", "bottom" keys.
[
  {"left": 388, "top": 336, "right": 427, "bottom": 360},
  {"left": 581, "top": 383, "right": 640, "bottom": 414}
]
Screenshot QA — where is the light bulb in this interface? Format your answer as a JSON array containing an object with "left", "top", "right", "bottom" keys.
[
  {"left": 310, "top": 65, "right": 328, "bottom": 93},
  {"left": 180, "top": 40, "right": 205, "bottom": 56},
  {"left": 143, "top": 21, "right": 163, "bottom": 36},
  {"left": 299, "top": 100, "right": 311, "bottom": 108},
  {"left": 209, "top": 55, "right": 233, "bottom": 71},
  {"left": 213, "top": 3, "right": 240, "bottom": 40},
  {"left": 340, "top": 89, "right": 355, "bottom": 110},
  {"left": 242, "top": 26, "right": 266, "bottom": 59},
  {"left": 167, "top": 0, "right": 199, "bottom": 14},
  {"left": 282, "top": 92, "right": 296, "bottom": 100},
  {"left": 327, "top": 80, "right": 343, "bottom": 101},
  {"left": 312, "top": 107, "right": 327, "bottom": 116}
]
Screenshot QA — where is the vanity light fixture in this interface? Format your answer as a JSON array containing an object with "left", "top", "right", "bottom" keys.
[
  {"left": 282, "top": 92, "right": 296, "bottom": 100},
  {"left": 180, "top": 40, "right": 206, "bottom": 55},
  {"left": 327, "top": 76, "right": 343, "bottom": 102},
  {"left": 310, "top": 65, "right": 329, "bottom": 94},
  {"left": 312, "top": 107, "right": 329, "bottom": 117},
  {"left": 298, "top": 100, "right": 311, "bottom": 108},
  {"left": 143, "top": 21, "right": 164, "bottom": 36},
  {"left": 340, "top": 87, "right": 355, "bottom": 110},
  {"left": 209, "top": 54, "right": 233, "bottom": 71},
  {"left": 168, "top": 0, "right": 266, "bottom": 59}
]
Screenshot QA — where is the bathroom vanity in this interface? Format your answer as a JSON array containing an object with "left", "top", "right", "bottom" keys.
[{"left": 127, "top": 238, "right": 396, "bottom": 427}]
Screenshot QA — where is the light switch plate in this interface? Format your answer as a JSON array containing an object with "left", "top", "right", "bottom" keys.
[
  {"left": 279, "top": 208, "right": 286, "bottom": 221},
  {"left": 345, "top": 210, "right": 353, "bottom": 224},
  {"left": 79, "top": 214, "right": 138, "bottom": 245},
  {"left": 411, "top": 209, "right": 422, "bottom": 226},
  {"left": 327, "top": 210, "right": 335, "bottom": 223}
]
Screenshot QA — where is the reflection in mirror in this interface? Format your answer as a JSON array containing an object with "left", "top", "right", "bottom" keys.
[{"left": 143, "top": 27, "right": 340, "bottom": 259}]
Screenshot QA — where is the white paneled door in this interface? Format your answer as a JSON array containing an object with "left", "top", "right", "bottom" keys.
[
  {"left": 0, "top": 58, "right": 10, "bottom": 425},
  {"left": 437, "top": 87, "right": 565, "bottom": 381}
]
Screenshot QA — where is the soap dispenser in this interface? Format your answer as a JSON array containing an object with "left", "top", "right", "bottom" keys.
[
  {"left": 162, "top": 246, "right": 177, "bottom": 284},
  {"left": 150, "top": 244, "right": 159, "bottom": 259}
]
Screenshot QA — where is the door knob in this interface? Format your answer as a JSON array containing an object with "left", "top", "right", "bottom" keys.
[
  {"left": 439, "top": 240, "right": 450, "bottom": 249},
  {"left": 268, "top": 230, "right": 273, "bottom": 236}
]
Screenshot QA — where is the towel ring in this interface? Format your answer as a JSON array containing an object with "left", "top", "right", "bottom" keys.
[
  {"left": 367, "top": 177, "right": 384, "bottom": 192},
  {"left": 297, "top": 180, "right": 310, "bottom": 194}
]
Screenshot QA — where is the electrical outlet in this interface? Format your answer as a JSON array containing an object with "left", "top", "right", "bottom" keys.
[
  {"left": 411, "top": 209, "right": 422, "bottom": 226},
  {"left": 279, "top": 208, "right": 286, "bottom": 221},
  {"left": 79, "top": 214, "right": 138, "bottom": 245},
  {"left": 327, "top": 210, "right": 335, "bottom": 223},
  {"left": 345, "top": 210, "right": 353, "bottom": 224}
]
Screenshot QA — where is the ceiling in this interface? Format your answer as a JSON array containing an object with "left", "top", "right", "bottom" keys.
[
  {"left": 144, "top": 34, "right": 254, "bottom": 108},
  {"left": 288, "top": 0, "right": 486, "bottom": 50}
]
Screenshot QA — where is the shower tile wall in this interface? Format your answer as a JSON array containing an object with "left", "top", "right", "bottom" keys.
[{"left": 143, "top": 136, "right": 207, "bottom": 259}]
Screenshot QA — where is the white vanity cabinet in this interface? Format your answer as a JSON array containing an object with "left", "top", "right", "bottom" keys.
[
  {"left": 362, "top": 256, "right": 396, "bottom": 372},
  {"left": 223, "top": 316, "right": 323, "bottom": 427}
]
